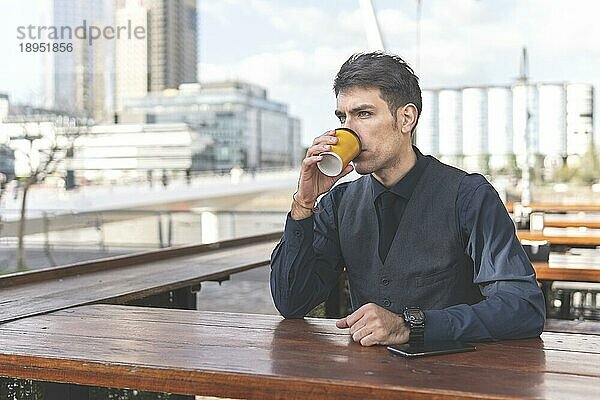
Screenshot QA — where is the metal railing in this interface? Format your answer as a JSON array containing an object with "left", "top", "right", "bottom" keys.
[{"left": 0, "top": 208, "right": 288, "bottom": 249}]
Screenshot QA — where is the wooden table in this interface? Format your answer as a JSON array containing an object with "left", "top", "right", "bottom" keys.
[
  {"left": 518, "top": 229, "right": 600, "bottom": 246},
  {"left": 0, "top": 304, "right": 599, "bottom": 399},
  {"left": 533, "top": 261, "right": 600, "bottom": 320},
  {"left": 0, "top": 233, "right": 280, "bottom": 323},
  {"left": 507, "top": 203, "right": 600, "bottom": 213},
  {"left": 533, "top": 261, "right": 600, "bottom": 283},
  {"left": 543, "top": 217, "right": 600, "bottom": 229}
]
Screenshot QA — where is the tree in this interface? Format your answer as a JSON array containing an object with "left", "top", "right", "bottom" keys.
[
  {"left": 11, "top": 116, "right": 89, "bottom": 270},
  {"left": 551, "top": 144, "right": 600, "bottom": 184}
]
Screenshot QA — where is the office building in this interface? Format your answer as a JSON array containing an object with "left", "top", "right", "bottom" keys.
[
  {"left": 70, "top": 123, "right": 212, "bottom": 183},
  {"left": 0, "top": 94, "right": 9, "bottom": 123},
  {"left": 114, "top": 0, "right": 197, "bottom": 116},
  {"left": 46, "top": 0, "right": 111, "bottom": 121},
  {"left": 121, "top": 81, "right": 303, "bottom": 171},
  {"left": 114, "top": 0, "right": 149, "bottom": 114}
]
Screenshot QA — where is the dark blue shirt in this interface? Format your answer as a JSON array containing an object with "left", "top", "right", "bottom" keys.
[{"left": 270, "top": 149, "right": 545, "bottom": 342}]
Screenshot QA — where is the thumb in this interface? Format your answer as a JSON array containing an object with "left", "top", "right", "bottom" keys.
[{"left": 336, "top": 317, "right": 349, "bottom": 329}]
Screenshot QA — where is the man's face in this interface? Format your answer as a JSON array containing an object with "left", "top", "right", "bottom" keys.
[{"left": 335, "top": 86, "right": 408, "bottom": 176}]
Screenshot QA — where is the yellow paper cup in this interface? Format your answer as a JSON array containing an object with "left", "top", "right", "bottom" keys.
[{"left": 317, "top": 128, "right": 362, "bottom": 177}]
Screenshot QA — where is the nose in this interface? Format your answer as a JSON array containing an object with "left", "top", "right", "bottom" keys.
[{"left": 342, "top": 119, "right": 355, "bottom": 132}]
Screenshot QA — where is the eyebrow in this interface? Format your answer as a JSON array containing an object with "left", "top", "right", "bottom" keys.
[{"left": 334, "top": 104, "right": 375, "bottom": 117}]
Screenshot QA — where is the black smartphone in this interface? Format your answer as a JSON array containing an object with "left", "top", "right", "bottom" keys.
[{"left": 387, "top": 341, "right": 476, "bottom": 358}]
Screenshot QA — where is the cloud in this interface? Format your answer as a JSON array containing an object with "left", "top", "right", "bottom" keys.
[
  {"left": 199, "top": 0, "right": 245, "bottom": 24},
  {"left": 199, "top": 46, "right": 359, "bottom": 103},
  {"left": 250, "top": 0, "right": 365, "bottom": 47},
  {"left": 199, "top": 45, "right": 362, "bottom": 143}
]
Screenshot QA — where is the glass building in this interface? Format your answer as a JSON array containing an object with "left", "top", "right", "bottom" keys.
[
  {"left": 121, "top": 81, "right": 303, "bottom": 171},
  {"left": 47, "top": 0, "right": 110, "bottom": 121}
]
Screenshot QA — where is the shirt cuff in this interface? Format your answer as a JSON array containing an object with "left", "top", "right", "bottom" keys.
[
  {"left": 424, "top": 310, "right": 452, "bottom": 342},
  {"left": 284, "top": 212, "right": 314, "bottom": 245}
]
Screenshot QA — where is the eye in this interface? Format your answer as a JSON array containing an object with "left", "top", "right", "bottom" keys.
[
  {"left": 358, "top": 111, "right": 371, "bottom": 118},
  {"left": 338, "top": 115, "right": 346, "bottom": 124}
]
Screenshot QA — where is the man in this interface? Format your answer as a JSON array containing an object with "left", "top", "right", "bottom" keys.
[{"left": 270, "top": 52, "right": 545, "bottom": 347}]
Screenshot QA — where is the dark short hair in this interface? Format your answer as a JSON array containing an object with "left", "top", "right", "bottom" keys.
[{"left": 333, "top": 52, "right": 422, "bottom": 131}]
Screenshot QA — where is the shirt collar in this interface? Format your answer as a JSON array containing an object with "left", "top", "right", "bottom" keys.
[{"left": 371, "top": 146, "right": 430, "bottom": 201}]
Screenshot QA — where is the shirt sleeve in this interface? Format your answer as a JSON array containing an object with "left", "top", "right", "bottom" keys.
[
  {"left": 424, "top": 175, "right": 546, "bottom": 342},
  {"left": 270, "top": 186, "right": 346, "bottom": 318}
]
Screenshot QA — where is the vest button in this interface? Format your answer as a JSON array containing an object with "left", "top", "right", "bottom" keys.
[
  {"left": 383, "top": 298, "right": 391, "bottom": 307},
  {"left": 381, "top": 278, "right": 389, "bottom": 286}
]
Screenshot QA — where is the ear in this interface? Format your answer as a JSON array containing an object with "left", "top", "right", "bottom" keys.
[{"left": 396, "top": 103, "right": 418, "bottom": 135}]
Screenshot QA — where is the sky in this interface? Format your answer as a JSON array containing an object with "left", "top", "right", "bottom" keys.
[{"left": 1, "top": 0, "right": 600, "bottom": 146}]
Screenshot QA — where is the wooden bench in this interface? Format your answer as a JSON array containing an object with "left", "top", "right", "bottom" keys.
[
  {"left": 518, "top": 230, "right": 600, "bottom": 246},
  {"left": 0, "top": 232, "right": 281, "bottom": 324},
  {"left": 0, "top": 304, "right": 599, "bottom": 399},
  {"left": 533, "top": 261, "right": 600, "bottom": 283},
  {"left": 507, "top": 203, "right": 600, "bottom": 213},
  {"left": 532, "top": 261, "right": 600, "bottom": 320},
  {"left": 543, "top": 218, "right": 600, "bottom": 229}
]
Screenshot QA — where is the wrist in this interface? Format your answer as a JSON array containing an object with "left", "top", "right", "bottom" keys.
[
  {"left": 402, "top": 307, "right": 426, "bottom": 346},
  {"left": 293, "top": 192, "right": 316, "bottom": 209},
  {"left": 290, "top": 192, "right": 317, "bottom": 220}
]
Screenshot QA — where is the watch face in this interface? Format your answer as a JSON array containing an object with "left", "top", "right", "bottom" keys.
[{"left": 405, "top": 309, "right": 425, "bottom": 323}]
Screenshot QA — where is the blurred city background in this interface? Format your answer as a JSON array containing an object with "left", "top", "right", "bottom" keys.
[{"left": 1, "top": 0, "right": 599, "bottom": 319}]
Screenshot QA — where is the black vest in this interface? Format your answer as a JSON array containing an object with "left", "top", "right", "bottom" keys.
[{"left": 337, "top": 156, "right": 484, "bottom": 313}]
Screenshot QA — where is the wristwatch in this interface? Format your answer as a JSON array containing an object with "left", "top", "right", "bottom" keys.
[{"left": 402, "top": 306, "right": 426, "bottom": 346}]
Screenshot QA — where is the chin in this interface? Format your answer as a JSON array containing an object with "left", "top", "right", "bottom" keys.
[{"left": 353, "top": 162, "right": 372, "bottom": 175}]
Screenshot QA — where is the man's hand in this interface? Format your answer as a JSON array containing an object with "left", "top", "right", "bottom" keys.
[
  {"left": 335, "top": 303, "right": 410, "bottom": 346},
  {"left": 291, "top": 130, "right": 354, "bottom": 220}
]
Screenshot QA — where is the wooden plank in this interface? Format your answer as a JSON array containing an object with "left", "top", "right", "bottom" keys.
[
  {"left": 1, "top": 305, "right": 599, "bottom": 399},
  {"left": 512, "top": 203, "right": 600, "bottom": 213},
  {"left": 545, "top": 220, "right": 600, "bottom": 229},
  {"left": 533, "top": 261, "right": 600, "bottom": 282},
  {"left": 0, "top": 231, "right": 282, "bottom": 288},
  {"left": 0, "top": 239, "right": 279, "bottom": 324},
  {"left": 544, "top": 319, "right": 600, "bottom": 335},
  {"left": 518, "top": 230, "right": 600, "bottom": 246}
]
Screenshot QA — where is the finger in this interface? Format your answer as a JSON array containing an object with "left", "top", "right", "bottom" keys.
[
  {"left": 335, "top": 318, "right": 348, "bottom": 329},
  {"left": 345, "top": 306, "right": 366, "bottom": 328},
  {"left": 351, "top": 325, "right": 371, "bottom": 343},
  {"left": 311, "top": 131, "right": 338, "bottom": 146},
  {"left": 360, "top": 332, "right": 379, "bottom": 347},
  {"left": 349, "top": 319, "right": 367, "bottom": 335},
  {"left": 300, "top": 155, "right": 323, "bottom": 170},
  {"left": 306, "top": 143, "right": 333, "bottom": 158}
]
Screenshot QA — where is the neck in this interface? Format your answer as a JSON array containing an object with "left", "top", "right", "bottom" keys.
[{"left": 373, "top": 146, "right": 417, "bottom": 188}]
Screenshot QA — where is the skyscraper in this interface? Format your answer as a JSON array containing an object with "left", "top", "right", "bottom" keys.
[
  {"left": 145, "top": 0, "right": 198, "bottom": 91},
  {"left": 48, "top": 0, "right": 111, "bottom": 121},
  {"left": 114, "top": 0, "right": 149, "bottom": 114},
  {"left": 114, "top": 0, "right": 197, "bottom": 117}
]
